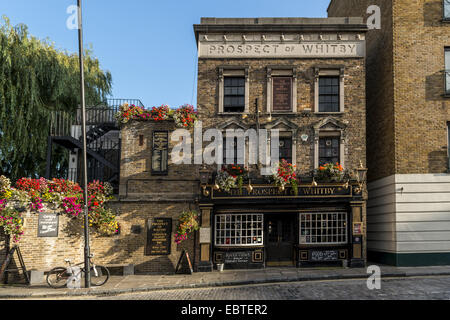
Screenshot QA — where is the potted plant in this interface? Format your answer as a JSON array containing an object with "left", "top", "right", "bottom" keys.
[
  {"left": 316, "top": 163, "right": 345, "bottom": 182},
  {"left": 174, "top": 210, "right": 200, "bottom": 244},
  {"left": 215, "top": 165, "right": 248, "bottom": 193},
  {"left": 173, "top": 104, "right": 198, "bottom": 128}
]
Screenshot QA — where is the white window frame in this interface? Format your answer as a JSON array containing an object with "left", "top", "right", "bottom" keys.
[
  {"left": 445, "top": 48, "right": 450, "bottom": 94},
  {"left": 214, "top": 214, "right": 264, "bottom": 247},
  {"left": 314, "top": 131, "right": 345, "bottom": 169},
  {"left": 218, "top": 67, "right": 249, "bottom": 114},
  {"left": 314, "top": 68, "right": 345, "bottom": 114},
  {"left": 299, "top": 212, "right": 348, "bottom": 245},
  {"left": 266, "top": 67, "right": 297, "bottom": 114}
]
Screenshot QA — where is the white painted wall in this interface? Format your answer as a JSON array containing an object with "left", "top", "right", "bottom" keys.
[{"left": 367, "top": 174, "right": 450, "bottom": 254}]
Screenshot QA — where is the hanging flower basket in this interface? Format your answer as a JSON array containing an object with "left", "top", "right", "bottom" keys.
[
  {"left": 174, "top": 210, "right": 200, "bottom": 244},
  {"left": 272, "top": 159, "right": 299, "bottom": 195}
]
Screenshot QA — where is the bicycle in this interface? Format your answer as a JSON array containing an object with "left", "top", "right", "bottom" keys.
[{"left": 46, "top": 254, "right": 110, "bottom": 288}]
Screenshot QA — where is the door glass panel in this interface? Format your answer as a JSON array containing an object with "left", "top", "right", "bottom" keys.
[
  {"left": 281, "top": 220, "right": 291, "bottom": 242},
  {"left": 267, "top": 220, "right": 278, "bottom": 243}
]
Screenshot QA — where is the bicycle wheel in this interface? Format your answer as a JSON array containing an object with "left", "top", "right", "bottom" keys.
[
  {"left": 89, "top": 265, "right": 110, "bottom": 287},
  {"left": 47, "top": 267, "right": 70, "bottom": 289}
]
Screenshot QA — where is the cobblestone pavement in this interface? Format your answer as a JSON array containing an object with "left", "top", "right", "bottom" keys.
[{"left": 55, "top": 276, "right": 450, "bottom": 300}]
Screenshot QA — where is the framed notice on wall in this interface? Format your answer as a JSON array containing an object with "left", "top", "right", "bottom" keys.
[
  {"left": 145, "top": 218, "right": 172, "bottom": 256},
  {"left": 353, "top": 222, "right": 364, "bottom": 236},
  {"left": 38, "top": 213, "right": 59, "bottom": 237},
  {"left": 272, "top": 77, "right": 292, "bottom": 111}
]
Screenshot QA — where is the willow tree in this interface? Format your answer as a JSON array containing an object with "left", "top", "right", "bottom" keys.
[{"left": 0, "top": 16, "right": 112, "bottom": 181}]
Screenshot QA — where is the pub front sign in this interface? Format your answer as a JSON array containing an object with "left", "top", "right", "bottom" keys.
[
  {"left": 146, "top": 218, "right": 172, "bottom": 256},
  {"left": 210, "top": 185, "right": 353, "bottom": 199}
]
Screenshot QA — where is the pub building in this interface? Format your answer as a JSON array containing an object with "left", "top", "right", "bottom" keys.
[
  {"left": 1, "top": 17, "right": 369, "bottom": 277},
  {"left": 192, "top": 17, "right": 368, "bottom": 271}
]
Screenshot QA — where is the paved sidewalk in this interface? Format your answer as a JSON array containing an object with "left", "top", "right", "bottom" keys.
[{"left": 1, "top": 264, "right": 450, "bottom": 299}]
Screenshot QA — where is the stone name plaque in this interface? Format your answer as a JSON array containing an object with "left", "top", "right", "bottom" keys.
[
  {"left": 146, "top": 218, "right": 172, "bottom": 256},
  {"left": 38, "top": 213, "right": 59, "bottom": 238},
  {"left": 199, "top": 42, "right": 365, "bottom": 58}
]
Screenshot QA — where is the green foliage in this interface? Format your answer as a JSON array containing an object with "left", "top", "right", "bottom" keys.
[{"left": 0, "top": 16, "right": 112, "bottom": 180}]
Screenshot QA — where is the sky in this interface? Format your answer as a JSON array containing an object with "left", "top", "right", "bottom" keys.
[{"left": 1, "top": 0, "right": 332, "bottom": 108}]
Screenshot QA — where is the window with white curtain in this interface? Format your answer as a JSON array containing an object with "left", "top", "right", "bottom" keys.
[
  {"left": 300, "top": 212, "right": 348, "bottom": 245},
  {"left": 215, "top": 214, "right": 264, "bottom": 246}
]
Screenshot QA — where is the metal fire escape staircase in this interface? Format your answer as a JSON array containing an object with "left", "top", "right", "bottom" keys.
[{"left": 46, "top": 99, "right": 145, "bottom": 190}]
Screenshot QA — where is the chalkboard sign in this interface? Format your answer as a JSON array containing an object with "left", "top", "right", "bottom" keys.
[
  {"left": 175, "top": 249, "right": 193, "bottom": 275},
  {"left": 224, "top": 251, "right": 252, "bottom": 264},
  {"left": 38, "top": 213, "right": 59, "bottom": 237},
  {"left": 146, "top": 218, "right": 172, "bottom": 256},
  {"left": 310, "top": 250, "right": 339, "bottom": 262}
]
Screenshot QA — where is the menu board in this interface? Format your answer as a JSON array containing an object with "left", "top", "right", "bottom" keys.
[
  {"left": 224, "top": 251, "right": 252, "bottom": 264},
  {"left": 38, "top": 213, "right": 59, "bottom": 237},
  {"left": 146, "top": 218, "right": 172, "bottom": 256},
  {"left": 310, "top": 250, "right": 338, "bottom": 262}
]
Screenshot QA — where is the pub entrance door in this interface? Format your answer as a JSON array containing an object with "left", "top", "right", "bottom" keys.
[{"left": 265, "top": 214, "right": 296, "bottom": 266}]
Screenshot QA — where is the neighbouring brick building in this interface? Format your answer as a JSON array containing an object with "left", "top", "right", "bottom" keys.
[
  {"left": 2, "top": 16, "right": 370, "bottom": 278},
  {"left": 328, "top": 0, "right": 450, "bottom": 266}
]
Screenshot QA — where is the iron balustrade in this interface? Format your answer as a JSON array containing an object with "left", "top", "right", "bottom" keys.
[
  {"left": 50, "top": 99, "right": 145, "bottom": 137},
  {"left": 47, "top": 99, "right": 144, "bottom": 192}
]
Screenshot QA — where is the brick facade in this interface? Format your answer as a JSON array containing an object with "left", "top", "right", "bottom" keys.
[
  {"left": 197, "top": 57, "right": 366, "bottom": 173},
  {"left": 0, "top": 201, "right": 195, "bottom": 276},
  {"left": 328, "top": 0, "right": 450, "bottom": 180}
]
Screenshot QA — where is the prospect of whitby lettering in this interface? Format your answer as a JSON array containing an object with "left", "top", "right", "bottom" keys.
[
  {"left": 199, "top": 42, "right": 364, "bottom": 58},
  {"left": 210, "top": 186, "right": 352, "bottom": 199}
]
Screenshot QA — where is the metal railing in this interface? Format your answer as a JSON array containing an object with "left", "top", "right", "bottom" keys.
[
  {"left": 48, "top": 99, "right": 142, "bottom": 192},
  {"left": 50, "top": 99, "right": 145, "bottom": 137}
]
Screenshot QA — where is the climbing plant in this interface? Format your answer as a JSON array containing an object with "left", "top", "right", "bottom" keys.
[{"left": 0, "top": 16, "right": 112, "bottom": 181}]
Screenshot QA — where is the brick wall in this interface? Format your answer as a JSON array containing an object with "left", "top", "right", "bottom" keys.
[
  {"left": 328, "top": 0, "right": 395, "bottom": 181},
  {"left": 392, "top": 0, "right": 450, "bottom": 174},
  {"left": 329, "top": 0, "right": 450, "bottom": 178},
  {"left": 0, "top": 202, "right": 195, "bottom": 275},
  {"left": 1, "top": 118, "right": 199, "bottom": 275}
]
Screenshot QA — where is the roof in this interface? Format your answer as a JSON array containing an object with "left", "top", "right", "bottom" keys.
[{"left": 193, "top": 17, "right": 368, "bottom": 42}]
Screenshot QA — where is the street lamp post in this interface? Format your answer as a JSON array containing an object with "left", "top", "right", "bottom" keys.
[{"left": 77, "top": 0, "right": 91, "bottom": 288}]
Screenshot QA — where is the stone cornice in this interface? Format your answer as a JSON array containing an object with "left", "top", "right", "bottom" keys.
[{"left": 194, "top": 18, "right": 368, "bottom": 44}]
